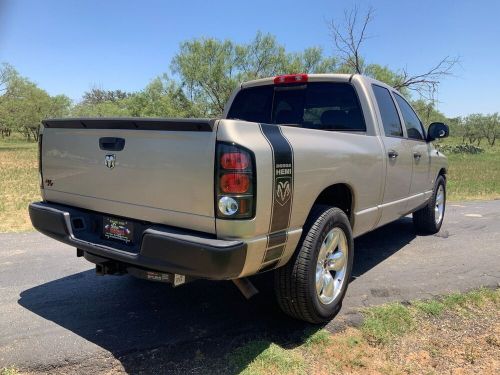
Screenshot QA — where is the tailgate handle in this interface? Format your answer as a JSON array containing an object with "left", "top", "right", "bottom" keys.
[{"left": 99, "top": 137, "right": 125, "bottom": 151}]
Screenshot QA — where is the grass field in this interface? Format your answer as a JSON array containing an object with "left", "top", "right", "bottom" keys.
[
  {"left": 0, "top": 137, "right": 39, "bottom": 232},
  {"left": 438, "top": 138, "right": 500, "bottom": 201},
  {"left": 0, "top": 136, "right": 499, "bottom": 232},
  {"left": 226, "top": 288, "right": 499, "bottom": 375}
]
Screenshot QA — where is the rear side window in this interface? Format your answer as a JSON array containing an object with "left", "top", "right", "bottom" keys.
[
  {"left": 372, "top": 85, "right": 403, "bottom": 137},
  {"left": 394, "top": 93, "right": 426, "bottom": 141},
  {"left": 227, "top": 82, "right": 366, "bottom": 132}
]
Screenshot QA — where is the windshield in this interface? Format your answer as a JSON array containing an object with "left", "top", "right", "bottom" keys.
[{"left": 227, "top": 82, "right": 366, "bottom": 131}]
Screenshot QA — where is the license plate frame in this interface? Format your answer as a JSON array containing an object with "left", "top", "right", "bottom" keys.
[{"left": 103, "top": 216, "right": 134, "bottom": 245}]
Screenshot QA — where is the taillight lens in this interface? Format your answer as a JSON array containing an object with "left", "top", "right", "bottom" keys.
[
  {"left": 220, "top": 173, "right": 250, "bottom": 193},
  {"left": 38, "top": 133, "right": 44, "bottom": 189},
  {"left": 274, "top": 73, "right": 308, "bottom": 85},
  {"left": 216, "top": 143, "right": 255, "bottom": 219},
  {"left": 221, "top": 152, "right": 249, "bottom": 170}
]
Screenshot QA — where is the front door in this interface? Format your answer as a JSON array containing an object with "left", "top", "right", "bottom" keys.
[{"left": 393, "top": 94, "right": 433, "bottom": 210}]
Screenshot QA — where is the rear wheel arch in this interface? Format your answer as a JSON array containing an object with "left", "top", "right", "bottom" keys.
[
  {"left": 310, "top": 183, "right": 354, "bottom": 225},
  {"left": 438, "top": 167, "right": 447, "bottom": 179}
]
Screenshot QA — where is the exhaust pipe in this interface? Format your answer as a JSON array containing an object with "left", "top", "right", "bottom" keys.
[{"left": 232, "top": 278, "right": 259, "bottom": 299}]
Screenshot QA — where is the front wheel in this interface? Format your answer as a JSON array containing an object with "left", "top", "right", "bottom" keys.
[
  {"left": 274, "top": 206, "right": 354, "bottom": 324},
  {"left": 413, "top": 175, "right": 446, "bottom": 234}
]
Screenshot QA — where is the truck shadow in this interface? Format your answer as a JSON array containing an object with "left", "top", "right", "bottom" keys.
[{"left": 18, "top": 217, "right": 417, "bottom": 374}]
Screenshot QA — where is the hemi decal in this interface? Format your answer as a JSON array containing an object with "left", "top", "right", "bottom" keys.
[{"left": 258, "top": 124, "right": 294, "bottom": 269}]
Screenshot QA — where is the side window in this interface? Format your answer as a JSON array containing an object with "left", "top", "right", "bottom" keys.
[
  {"left": 394, "top": 93, "right": 425, "bottom": 141},
  {"left": 302, "top": 83, "right": 366, "bottom": 131},
  {"left": 372, "top": 85, "right": 403, "bottom": 137}
]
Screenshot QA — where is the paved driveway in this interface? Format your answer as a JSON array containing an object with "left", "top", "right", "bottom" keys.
[{"left": 0, "top": 200, "right": 498, "bottom": 373}]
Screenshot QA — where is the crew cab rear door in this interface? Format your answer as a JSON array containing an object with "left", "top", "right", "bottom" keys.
[{"left": 371, "top": 84, "right": 413, "bottom": 226}]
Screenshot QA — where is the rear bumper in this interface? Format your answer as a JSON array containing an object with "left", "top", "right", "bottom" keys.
[{"left": 29, "top": 202, "right": 247, "bottom": 280}]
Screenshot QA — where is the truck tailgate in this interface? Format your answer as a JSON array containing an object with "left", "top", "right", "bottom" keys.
[{"left": 41, "top": 118, "right": 217, "bottom": 233}]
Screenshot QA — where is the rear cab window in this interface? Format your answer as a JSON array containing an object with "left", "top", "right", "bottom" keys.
[{"left": 227, "top": 82, "right": 366, "bottom": 132}]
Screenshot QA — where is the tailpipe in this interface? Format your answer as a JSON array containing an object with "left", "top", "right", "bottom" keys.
[{"left": 232, "top": 278, "right": 259, "bottom": 299}]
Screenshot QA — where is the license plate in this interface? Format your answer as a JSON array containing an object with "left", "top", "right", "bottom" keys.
[{"left": 103, "top": 217, "right": 134, "bottom": 244}]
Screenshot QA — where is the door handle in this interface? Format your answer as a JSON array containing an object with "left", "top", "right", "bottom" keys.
[
  {"left": 99, "top": 137, "right": 125, "bottom": 151},
  {"left": 388, "top": 150, "right": 399, "bottom": 159},
  {"left": 413, "top": 152, "right": 422, "bottom": 160}
]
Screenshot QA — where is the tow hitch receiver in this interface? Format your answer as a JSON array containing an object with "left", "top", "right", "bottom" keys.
[{"left": 82, "top": 249, "right": 192, "bottom": 287}]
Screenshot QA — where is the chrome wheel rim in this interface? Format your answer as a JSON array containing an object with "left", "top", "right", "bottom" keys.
[
  {"left": 315, "top": 227, "right": 348, "bottom": 305},
  {"left": 435, "top": 185, "right": 445, "bottom": 225}
]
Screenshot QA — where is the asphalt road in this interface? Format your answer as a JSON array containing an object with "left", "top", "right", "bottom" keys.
[{"left": 0, "top": 200, "right": 499, "bottom": 373}]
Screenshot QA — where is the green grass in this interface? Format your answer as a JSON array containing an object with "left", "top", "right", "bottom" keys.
[
  {"left": 302, "top": 328, "right": 332, "bottom": 348},
  {"left": 228, "top": 341, "right": 305, "bottom": 375},
  {"left": 0, "top": 136, "right": 40, "bottom": 232},
  {"left": 362, "top": 288, "right": 500, "bottom": 345},
  {"left": 225, "top": 288, "right": 499, "bottom": 375},
  {"left": 412, "top": 299, "right": 446, "bottom": 316},
  {"left": 361, "top": 303, "right": 416, "bottom": 344},
  {"left": 413, "top": 288, "right": 499, "bottom": 319},
  {"left": 0, "top": 367, "right": 19, "bottom": 375},
  {"left": 438, "top": 137, "right": 500, "bottom": 201}
]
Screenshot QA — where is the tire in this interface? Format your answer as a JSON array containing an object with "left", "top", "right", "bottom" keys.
[
  {"left": 413, "top": 175, "right": 446, "bottom": 234},
  {"left": 274, "top": 205, "right": 354, "bottom": 324}
]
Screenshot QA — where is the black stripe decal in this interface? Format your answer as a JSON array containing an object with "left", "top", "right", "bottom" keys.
[
  {"left": 267, "top": 230, "right": 287, "bottom": 248},
  {"left": 260, "top": 259, "right": 280, "bottom": 273},
  {"left": 259, "top": 124, "right": 294, "bottom": 268}
]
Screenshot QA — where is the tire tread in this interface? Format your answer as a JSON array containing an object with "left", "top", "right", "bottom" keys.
[
  {"left": 275, "top": 205, "right": 350, "bottom": 323},
  {"left": 413, "top": 175, "right": 446, "bottom": 234}
]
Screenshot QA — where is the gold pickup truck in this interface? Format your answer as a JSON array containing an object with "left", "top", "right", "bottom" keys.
[{"left": 29, "top": 74, "right": 449, "bottom": 323}]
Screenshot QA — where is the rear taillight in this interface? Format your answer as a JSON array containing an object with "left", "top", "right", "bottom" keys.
[
  {"left": 38, "top": 133, "right": 43, "bottom": 189},
  {"left": 220, "top": 152, "right": 249, "bottom": 170},
  {"left": 274, "top": 73, "right": 308, "bottom": 85},
  {"left": 220, "top": 173, "right": 250, "bottom": 193},
  {"left": 216, "top": 142, "right": 255, "bottom": 219}
]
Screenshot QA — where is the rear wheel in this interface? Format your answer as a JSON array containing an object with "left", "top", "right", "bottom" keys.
[
  {"left": 274, "top": 206, "right": 353, "bottom": 323},
  {"left": 413, "top": 175, "right": 446, "bottom": 234}
]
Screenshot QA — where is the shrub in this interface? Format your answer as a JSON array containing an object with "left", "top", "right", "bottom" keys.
[{"left": 436, "top": 143, "right": 484, "bottom": 154}]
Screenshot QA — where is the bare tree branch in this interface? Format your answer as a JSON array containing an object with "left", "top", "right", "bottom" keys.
[
  {"left": 328, "top": 6, "right": 459, "bottom": 102},
  {"left": 328, "top": 6, "right": 374, "bottom": 74},
  {"left": 393, "top": 56, "right": 461, "bottom": 101}
]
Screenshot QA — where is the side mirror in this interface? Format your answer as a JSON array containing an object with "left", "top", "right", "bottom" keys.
[{"left": 427, "top": 122, "right": 449, "bottom": 142}]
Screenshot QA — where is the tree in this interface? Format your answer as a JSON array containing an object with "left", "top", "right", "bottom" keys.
[
  {"left": 171, "top": 37, "right": 239, "bottom": 116},
  {"left": 328, "top": 6, "right": 459, "bottom": 101},
  {"left": 126, "top": 74, "right": 199, "bottom": 117},
  {"left": 71, "top": 100, "right": 130, "bottom": 117},
  {"left": 0, "top": 63, "right": 18, "bottom": 95},
  {"left": 171, "top": 32, "right": 337, "bottom": 116},
  {"left": 81, "top": 88, "right": 130, "bottom": 105},
  {"left": 328, "top": 6, "right": 373, "bottom": 75},
  {"left": 478, "top": 113, "right": 499, "bottom": 146},
  {"left": 411, "top": 99, "right": 448, "bottom": 126},
  {"left": 462, "top": 114, "right": 484, "bottom": 145},
  {"left": 0, "top": 65, "right": 71, "bottom": 140}
]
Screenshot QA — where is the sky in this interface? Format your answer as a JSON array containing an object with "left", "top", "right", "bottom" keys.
[{"left": 0, "top": 0, "right": 498, "bottom": 117}]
